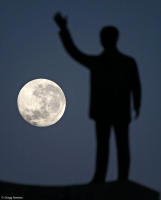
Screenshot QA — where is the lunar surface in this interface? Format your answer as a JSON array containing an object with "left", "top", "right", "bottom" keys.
[{"left": 17, "top": 79, "right": 66, "bottom": 127}]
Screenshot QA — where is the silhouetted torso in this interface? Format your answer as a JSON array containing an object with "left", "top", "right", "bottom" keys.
[{"left": 89, "top": 51, "right": 139, "bottom": 123}]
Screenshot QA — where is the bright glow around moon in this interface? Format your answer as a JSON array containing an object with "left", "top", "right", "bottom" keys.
[{"left": 17, "top": 79, "right": 66, "bottom": 127}]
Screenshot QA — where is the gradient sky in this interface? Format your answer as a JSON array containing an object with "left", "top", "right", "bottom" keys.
[{"left": 0, "top": 0, "right": 161, "bottom": 192}]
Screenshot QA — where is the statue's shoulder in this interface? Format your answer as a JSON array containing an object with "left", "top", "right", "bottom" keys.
[{"left": 119, "top": 52, "right": 137, "bottom": 67}]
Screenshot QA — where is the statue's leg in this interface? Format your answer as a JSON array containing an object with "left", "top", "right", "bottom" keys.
[
  {"left": 91, "top": 120, "right": 111, "bottom": 183},
  {"left": 114, "top": 123, "right": 130, "bottom": 181}
]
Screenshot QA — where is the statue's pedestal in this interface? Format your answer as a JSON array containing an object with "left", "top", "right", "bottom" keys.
[{"left": 0, "top": 180, "right": 159, "bottom": 200}]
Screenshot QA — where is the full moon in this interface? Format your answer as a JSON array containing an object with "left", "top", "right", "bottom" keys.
[{"left": 17, "top": 79, "right": 66, "bottom": 127}]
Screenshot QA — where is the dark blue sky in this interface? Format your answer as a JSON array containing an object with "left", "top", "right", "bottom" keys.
[{"left": 0, "top": 0, "right": 161, "bottom": 192}]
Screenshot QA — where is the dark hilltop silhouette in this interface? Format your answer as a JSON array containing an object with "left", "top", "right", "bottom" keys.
[{"left": 0, "top": 180, "right": 159, "bottom": 199}]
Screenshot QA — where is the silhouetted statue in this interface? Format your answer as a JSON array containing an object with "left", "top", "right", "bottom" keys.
[{"left": 54, "top": 13, "right": 141, "bottom": 183}]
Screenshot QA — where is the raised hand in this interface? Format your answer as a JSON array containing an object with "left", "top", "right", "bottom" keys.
[{"left": 54, "top": 12, "right": 67, "bottom": 29}]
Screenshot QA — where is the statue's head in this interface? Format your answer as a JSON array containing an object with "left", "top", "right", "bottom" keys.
[{"left": 100, "top": 26, "right": 119, "bottom": 50}]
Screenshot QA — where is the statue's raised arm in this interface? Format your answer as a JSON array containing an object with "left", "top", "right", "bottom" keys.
[{"left": 53, "top": 12, "right": 97, "bottom": 68}]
